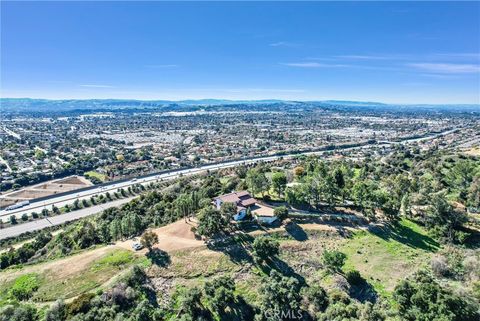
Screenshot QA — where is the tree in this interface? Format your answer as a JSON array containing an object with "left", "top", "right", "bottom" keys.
[
  {"left": 305, "top": 285, "right": 329, "bottom": 314},
  {"left": 9, "top": 215, "right": 17, "bottom": 225},
  {"left": 45, "top": 299, "right": 67, "bottom": 321},
  {"left": 400, "top": 193, "right": 411, "bottom": 217},
  {"left": 0, "top": 303, "right": 38, "bottom": 321},
  {"left": 467, "top": 175, "right": 480, "bottom": 209},
  {"left": 258, "top": 270, "right": 303, "bottom": 321},
  {"left": 271, "top": 172, "right": 287, "bottom": 198},
  {"left": 109, "top": 219, "right": 123, "bottom": 240},
  {"left": 427, "top": 192, "right": 468, "bottom": 243},
  {"left": 41, "top": 208, "right": 49, "bottom": 217},
  {"left": 175, "top": 286, "right": 211, "bottom": 320},
  {"left": 322, "top": 250, "right": 346, "bottom": 273},
  {"left": 140, "top": 230, "right": 159, "bottom": 252},
  {"left": 196, "top": 207, "right": 226, "bottom": 237},
  {"left": 175, "top": 194, "right": 193, "bottom": 222},
  {"left": 220, "top": 202, "right": 237, "bottom": 222},
  {"left": 252, "top": 236, "right": 279, "bottom": 263},
  {"left": 393, "top": 270, "right": 479, "bottom": 321},
  {"left": 334, "top": 168, "right": 346, "bottom": 203},
  {"left": 273, "top": 206, "right": 288, "bottom": 221},
  {"left": 321, "top": 173, "right": 338, "bottom": 206},
  {"left": 73, "top": 199, "right": 80, "bottom": 210},
  {"left": 204, "top": 276, "right": 236, "bottom": 316},
  {"left": 73, "top": 221, "right": 97, "bottom": 249},
  {"left": 293, "top": 166, "right": 305, "bottom": 177},
  {"left": 246, "top": 168, "right": 269, "bottom": 197}
]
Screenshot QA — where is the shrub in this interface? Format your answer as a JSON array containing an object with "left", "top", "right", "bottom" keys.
[
  {"left": 322, "top": 250, "right": 347, "bottom": 272},
  {"left": 431, "top": 255, "right": 449, "bottom": 277},
  {"left": 21, "top": 214, "right": 29, "bottom": 222},
  {"left": 125, "top": 265, "right": 147, "bottom": 288},
  {"left": 0, "top": 303, "right": 38, "bottom": 321},
  {"left": 393, "top": 270, "right": 479, "bottom": 321},
  {"left": 273, "top": 206, "right": 289, "bottom": 221},
  {"left": 305, "top": 285, "right": 329, "bottom": 313},
  {"left": 67, "top": 293, "right": 94, "bottom": 316},
  {"left": 31, "top": 212, "right": 39, "bottom": 219},
  {"left": 346, "top": 270, "right": 364, "bottom": 285},
  {"left": 252, "top": 236, "right": 279, "bottom": 263},
  {"left": 45, "top": 299, "right": 67, "bottom": 321},
  {"left": 9, "top": 274, "right": 40, "bottom": 301},
  {"left": 332, "top": 274, "right": 350, "bottom": 293}
]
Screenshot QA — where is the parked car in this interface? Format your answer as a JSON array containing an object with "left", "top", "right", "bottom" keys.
[{"left": 132, "top": 243, "right": 144, "bottom": 251}]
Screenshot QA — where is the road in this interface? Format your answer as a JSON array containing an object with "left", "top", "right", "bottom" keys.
[
  {"left": 1, "top": 157, "right": 276, "bottom": 220},
  {"left": 0, "top": 128, "right": 458, "bottom": 240},
  {"left": 0, "top": 198, "right": 135, "bottom": 240}
]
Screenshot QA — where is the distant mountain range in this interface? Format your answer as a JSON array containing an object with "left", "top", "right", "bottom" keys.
[{"left": 0, "top": 98, "right": 478, "bottom": 113}]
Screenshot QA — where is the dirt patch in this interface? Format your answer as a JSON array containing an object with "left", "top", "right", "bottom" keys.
[
  {"left": 1, "top": 175, "right": 92, "bottom": 204},
  {"left": 56, "top": 176, "right": 91, "bottom": 185},
  {"left": 0, "top": 245, "right": 116, "bottom": 284},
  {"left": 117, "top": 219, "right": 204, "bottom": 253}
]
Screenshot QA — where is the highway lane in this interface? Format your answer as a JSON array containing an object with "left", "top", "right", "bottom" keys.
[
  {"left": 0, "top": 153, "right": 291, "bottom": 220},
  {"left": 0, "top": 197, "right": 135, "bottom": 240},
  {"left": 0, "top": 127, "right": 459, "bottom": 237}
]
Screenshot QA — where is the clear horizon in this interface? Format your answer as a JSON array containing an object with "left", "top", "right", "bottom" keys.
[{"left": 1, "top": 1, "right": 479, "bottom": 104}]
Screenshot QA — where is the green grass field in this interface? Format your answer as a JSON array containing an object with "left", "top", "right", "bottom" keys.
[
  {"left": 341, "top": 219, "right": 439, "bottom": 296},
  {"left": 84, "top": 171, "right": 107, "bottom": 182},
  {"left": 0, "top": 247, "right": 144, "bottom": 303}
]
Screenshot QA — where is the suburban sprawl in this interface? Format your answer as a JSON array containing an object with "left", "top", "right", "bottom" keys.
[{"left": 0, "top": 99, "right": 479, "bottom": 321}]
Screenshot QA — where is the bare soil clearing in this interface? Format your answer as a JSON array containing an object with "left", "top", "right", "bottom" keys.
[
  {"left": 0, "top": 175, "right": 92, "bottom": 206},
  {"left": 117, "top": 219, "right": 204, "bottom": 253}
]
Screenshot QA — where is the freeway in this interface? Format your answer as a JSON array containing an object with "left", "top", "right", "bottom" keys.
[
  {"left": 0, "top": 198, "right": 135, "bottom": 240},
  {"left": 0, "top": 128, "right": 459, "bottom": 240},
  {"left": 0, "top": 156, "right": 286, "bottom": 221}
]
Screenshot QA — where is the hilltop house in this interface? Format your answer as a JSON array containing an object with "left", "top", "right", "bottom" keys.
[
  {"left": 214, "top": 191, "right": 278, "bottom": 224},
  {"left": 214, "top": 191, "right": 256, "bottom": 221}
]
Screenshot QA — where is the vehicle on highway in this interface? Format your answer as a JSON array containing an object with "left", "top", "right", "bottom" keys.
[
  {"left": 132, "top": 243, "right": 144, "bottom": 251},
  {"left": 5, "top": 200, "right": 30, "bottom": 211}
]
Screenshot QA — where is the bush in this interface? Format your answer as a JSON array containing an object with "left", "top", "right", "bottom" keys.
[
  {"left": 273, "top": 206, "right": 289, "bottom": 221},
  {"left": 431, "top": 255, "right": 449, "bottom": 277},
  {"left": 346, "top": 270, "right": 364, "bottom": 285},
  {"left": 67, "top": 293, "right": 94, "bottom": 316},
  {"left": 0, "top": 304, "right": 38, "bottom": 321},
  {"left": 125, "top": 265, "right": 147, "bottom": 288},
  {"left": 322, "top": 250, "right": 347, "bottom": 272},
  {"left": 31, "top": 212, "right": 39, "bottom": 219},
  {"left": 21, "top": 214, "right": 29, "bottom": 222},
  {"left": 10, "top": 215, "right": 17, "bottom": 225},
  {"left": 393, "top": 270, "right": 479, "bottom": 321},
  {"left": 252, "top": 236, "right": 279, "bottom": 263},
  {"left": 305, "top": 285, "right": 329, "bottom": 313},
  {"left": 45, "top": 299, "right": 66, "bottom": 321},
  {"left": 332, "top": 274, "right": 350, "bottom": 293},
  {"left": 9, "top": 274, "right": 40, "bottom": 301}
]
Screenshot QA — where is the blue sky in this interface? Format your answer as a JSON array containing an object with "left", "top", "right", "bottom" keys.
[{"left": 1, "top": 1, "right": 479, "bottom": 104}]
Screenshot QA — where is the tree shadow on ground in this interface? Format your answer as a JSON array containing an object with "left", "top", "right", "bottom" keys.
[
  {"left": 220, "top": 296, "right": 256, "bottom": 321},
  {"left": 349, "top": 280, "right": 378, "bottom": 303},
  {"left": 147, "top": 248, "right": 171, "bottom": 267},
  {"left": 206, "top": 232, "right": 254, "bottom": 264},
  {"left": 257, "top": 257, "right": 306, "bottom": 286},
  {"left": 284, "top": 221, "right": 308, "bottom": 241},
  {"left": 368, "top": 222, "right": 439, "bottom": 252}
]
